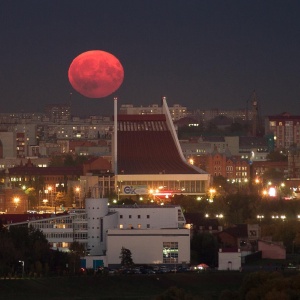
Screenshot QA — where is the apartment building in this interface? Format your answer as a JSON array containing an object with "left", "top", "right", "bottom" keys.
[{"left": 265, "top": 113, "right": 300, "bottom": 150}]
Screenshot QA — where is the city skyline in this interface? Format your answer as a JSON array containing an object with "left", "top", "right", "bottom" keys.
[{"left": 1, "top": 1, "right": 300, "bottom": 116}]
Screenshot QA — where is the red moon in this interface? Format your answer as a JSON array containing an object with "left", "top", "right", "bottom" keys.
[{"left": 68, "top": 50, "right": 124, "bottom": 98}]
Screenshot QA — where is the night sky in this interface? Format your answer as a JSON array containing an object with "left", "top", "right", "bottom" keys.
[{"left": 1, "top": 1, "right": 300, "bottom": 117}]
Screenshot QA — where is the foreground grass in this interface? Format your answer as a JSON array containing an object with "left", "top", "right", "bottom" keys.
[{"left": 0, "top": 271, "right": 245, "bottom": 300}]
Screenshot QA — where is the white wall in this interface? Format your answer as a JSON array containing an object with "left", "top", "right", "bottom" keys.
[
  {"left": 106, "top": 228, "right": 190, "bottom": 266},
  {"left": 111, "top": 206, "right": 181, "bottom": 229},
  {"left": 218, "top": 250, "right": 241, "bottom": 270}
]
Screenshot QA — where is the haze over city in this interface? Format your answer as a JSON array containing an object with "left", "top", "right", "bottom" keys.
[{"left": 1, "top": 1, "right": 300, "bottom": 116}]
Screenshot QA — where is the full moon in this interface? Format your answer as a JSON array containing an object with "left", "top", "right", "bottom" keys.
[{"left": 68, "top": 50, "right": 124, "bottom": 98}]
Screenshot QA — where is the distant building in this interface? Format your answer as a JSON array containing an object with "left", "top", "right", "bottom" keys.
[
  {"left": 1, "top": 159, "right": 82, "bottom": 192},
  {"left": 217, "top": 224, "right": 260, "bottom": 261},
  {"left": 258, "top": 240, "right": 286, "bottom": 260},
  {"left": 265, "top": 113, "right": 300, "bottom": 150},
  {"left": 180, "top": 136, "right": 240, "bottom": 158},
  {"left": 287, "top": 147, "right": 300, "bottom": 179},
  {"left": 195, "top": 108, "right": 255, "bottom": 123},
  {"left": 205, "top": 148, "right": 250, "bottom": 182},
  {"left": 251, "top": 160, "right": 288, "bottom": 181},
  {"left": 120, "top": 103, "right": 188, "bottom": 121},
  {"left": 45, "top": 104, "right": 71, "bottom": 122},
  {"left": 0, "top": 132, "right": 16, "bottom": 158}
]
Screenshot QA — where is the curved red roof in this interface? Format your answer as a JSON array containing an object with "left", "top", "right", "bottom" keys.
[{"left": 117, "top": 116, "right": 200, "bottom": 175}]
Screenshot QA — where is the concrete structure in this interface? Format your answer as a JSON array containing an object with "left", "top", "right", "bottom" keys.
[
  {"left": 180, "top": 136, "right": 240, "bottom": 158},
  {"left": 120, "top": 103, "right": 188, "bottom": 121},
  {"left": 218, "top": 248, "right": 242, "bottom": 271},
  {"left": 6, "top": 194, "right": 190, "bottom": 268},
  {"left": 0, "top": 132, "right": 16, "bottom": 158},
  {"left": 265, "top": 113, "right": 300, "bottom": 150},
  {"left": 217, "top": 224, "right": 259, "bottom": 261},
  {"left": 258, "top": 240, "right": 286, "bottom": 260},
  {"left": 107, "top": 228, "right": 190, "bottom": 266},
  {"left": 195, "top": 108, "right": 255, "bottom": 124},
  {"left": 114, "top": 98, "right": 210, "bottom": 198}
]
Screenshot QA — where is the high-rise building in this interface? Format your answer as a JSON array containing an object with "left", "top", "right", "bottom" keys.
[{"left": 265, "top": 113, "right": 300, "bottom": 150}]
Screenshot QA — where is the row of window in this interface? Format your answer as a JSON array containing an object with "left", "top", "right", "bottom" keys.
[
  {"left": 119, "top": 224, "right": 150, "bottom": 229},
  {"left": 120, "top": 214, "right": 150, "bottom": 219}
]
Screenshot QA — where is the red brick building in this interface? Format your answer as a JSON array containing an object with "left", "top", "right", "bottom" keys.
[{"left": 205, "top": 149, "right": 250, "bottom": 182}]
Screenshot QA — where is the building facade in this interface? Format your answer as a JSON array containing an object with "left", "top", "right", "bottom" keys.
[
  {"left": 7, "top": 195, "right": 190, "bottom": 268},
  {"left": 120, "top": 103, "right": 188, "bottom": 121},
  {"left": 265, "top": 113, "right": 300, "bottom": 150}
]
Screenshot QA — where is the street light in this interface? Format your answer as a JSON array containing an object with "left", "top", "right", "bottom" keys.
[
  {"left": 209, "top": 188, "right": 216, "bottom": 202},
  {"left": 19, "top": 260, "right": 24, "bottom": 277},
  {"left": 14, "top": 197, "right": 20, "bottom": 211},
  {"left": 257, "top": 215, "right": 264, "bottom": 222},
  {"left": 75, "top": 186, "right": 81, "bottom": 208},
  {"left": 47, "top": 186, "right": 53, "bottom": 209}
]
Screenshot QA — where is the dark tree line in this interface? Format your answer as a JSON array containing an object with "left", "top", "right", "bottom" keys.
[{"left": 0, "top": 222, "right": 78, "bottom": 277}]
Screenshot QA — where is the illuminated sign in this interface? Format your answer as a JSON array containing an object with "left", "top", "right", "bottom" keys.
[{"left": 122, "top": 185, "right": 148, "bottom": 195}]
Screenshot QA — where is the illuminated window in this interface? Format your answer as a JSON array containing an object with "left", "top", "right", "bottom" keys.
[{"left": 163, "top": 242, "right": 178, "bottom": 263}]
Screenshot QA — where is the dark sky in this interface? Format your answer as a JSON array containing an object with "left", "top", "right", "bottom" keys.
[{"left": 1, "top": 1, "right": 300, "bottom": 117}]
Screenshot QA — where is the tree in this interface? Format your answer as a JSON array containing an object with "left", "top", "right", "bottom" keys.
[
  {"left": 190, "top": 232, "right": 219, "bottom": 266},
  {"left": 119, "top": 247, "right": 134, "bottom": 268},
  {"left": 156, "top": 286, "right": 194, "bottom": 300},
  {"left": 266, "top": 151, "right": 287, "bottom": 161},
  {"left": 69, "top": 241, "right": 86, "bottom": 274}
]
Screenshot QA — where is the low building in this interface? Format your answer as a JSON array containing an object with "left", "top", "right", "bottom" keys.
[
  {"left": 217, "top": 224, "right": 259, "bottom": 262},
  {"left": 218, "top": 248, "right": 242, "bottom": 271},
  {"left": 7, "top": 193, "right": 190, "bottom": 268},
  {"left": 258, "top": 240, "right": 286, "bottom": 260}
]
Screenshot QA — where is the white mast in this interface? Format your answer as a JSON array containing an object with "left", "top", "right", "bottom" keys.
[{"left": 114, "top": 97, "right": 118, "bottom": 192}]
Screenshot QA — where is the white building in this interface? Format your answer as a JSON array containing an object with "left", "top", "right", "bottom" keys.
[
  {"left": 218, "top": 249, "right": 242, "bottom": 271},
  {"left": 8, "top": 195, "right": 190, "bottom": 268}
]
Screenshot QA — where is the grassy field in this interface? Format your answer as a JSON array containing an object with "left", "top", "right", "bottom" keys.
[{"left": 0, "top": 271, "right": 245, "bottom": 300}]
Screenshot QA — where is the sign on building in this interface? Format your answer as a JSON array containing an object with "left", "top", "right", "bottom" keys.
[{"left": 122, "top": 185, "right": 148, "bottom": 195}]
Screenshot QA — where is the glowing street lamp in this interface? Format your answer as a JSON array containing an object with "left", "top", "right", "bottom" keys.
[
  {"left": 209, "top": 188, "right": 216, "bottom": 202},
  {"left": 14, "top": 197, "right": 20, "bottom": 211},
  {"left": 47, "top": 186, "right": 53, "bottom": 208},
  {"left": 75, "top": 186, "right": 81, "bottom": 208},
  {"left": 257, "top": 215, "right": 264, "bottom": 222},
  {"left": 280, "top": 215, "right": 286, "bottom": 221},
  {"left": 19, "top": 260, "right": 24, "bottom": 277}
]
